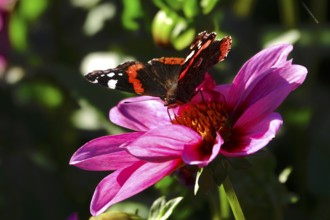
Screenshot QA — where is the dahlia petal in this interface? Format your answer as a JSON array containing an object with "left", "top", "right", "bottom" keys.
[
  {"left": 124, "top": 125, "right": 202, "bottom": 162},
  {"left": 90, "top": 159, "right": 181, "bottom": 216},
  {"left": 228, "top": 44, "right": 293, "bottom": 107},
  {"left": 70, "top": 132, "right": 143, "bottom": 171},
  {"left": 182, "top": 132, "right": 223, "bottom": 167},
  {"left": 233, "top": 63, "right": 307, "bottom": 128},
  {"left": 222, "top": 112, "right": 282, "bottom": 156},
  {"left": 214, "top": 83, "right": 232, "bottom": 107},
  {"left": 233, "top": 44, "right": 293, "bottom": 87},
  {"left": 196, "top": 73, "right": 216, "bottom": 91},
  {"left": 110, "top": 96, "right": 170, "bottom": 131}
]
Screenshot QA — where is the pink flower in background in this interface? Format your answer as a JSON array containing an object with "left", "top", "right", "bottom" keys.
[
  {"left": 0, "top": 0, "right": 15, "bottom": 74},
  {"left": 70, "top": 44, "right": 307, "bottom": 216}
]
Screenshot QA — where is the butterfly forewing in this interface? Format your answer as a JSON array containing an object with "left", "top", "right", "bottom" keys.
[{"left": 173, "top": 33, "right": 232, "bottom": 104}]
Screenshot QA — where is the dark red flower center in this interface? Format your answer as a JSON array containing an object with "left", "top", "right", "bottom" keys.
[{"left": 171, "top": 102, "right": 231, "bottom": 156}]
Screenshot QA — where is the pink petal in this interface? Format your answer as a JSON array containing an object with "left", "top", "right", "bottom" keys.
[
  {"left": 110, "top": 96, "right": 171, "bottom": 131},
  {"left": 70, "top": 132, "right": 143, "bottom": 171},
  {"left": 228, "top": 44, "right": 293, "bottom": 107},
  {"left": 124, "top": 125, "right": 202, "bottom": 162},
  {"left": 233, "top": 44, "right": 293, "bottom": 88},
  {"left": 90, "top": 159, "right": 181, "bottom": 216},
  {"left": 221, "top": 112, "right": 282, "bottom": 156},
  {"left": 232, "top": 63, "right": 307, "bottom": 128},
  {"left": 196, "top": 73, "right": 216, "bottom": 91},
  {"left": 182, "top": 132, "right": 223, "bottom": 167}
]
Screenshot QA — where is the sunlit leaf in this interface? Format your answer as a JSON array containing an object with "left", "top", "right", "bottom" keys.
[
  {"left": 194, "top": 168, "right": 203, "bottom": 195},
  {"left": 195, "top": 166, "right": 217, "bottom": 194},
  {"left": 71, "top": 0, "right": 100, "bottom": 9},
  {"left": 148, "top": 196, "right": 183, "bottom": 220},
  {"left": 171, "top": 27, "right": 195, "bottom": 50},
  {"left": 278, "top": 166, "right": 293, "bottom": 183},
  {"left": 83, "top": 3, "right": 116, "bottom": 36},
  {"left": 19, "top": 0, "right": 48, "bottom": 21},
  {"left": 152, "top": 10, "right": 178, "bottom": 47},
  {"left": 263, "top": 29, "right": 301, "bottom": 48},
  {"left": 201, "top": 0, "right": 220, "bottom": 14},
  {"left": 90, "top": 210, "right": 143, "bottom": 220},
  {"left": 122, "top": 0, "right": 143, "bottom": 30},
  {"left": 182, "top": 0, "right": 199, "bottom": 18},
  {"left": 165, "top": 0, "right": 182, "bottom": 10},
  {"left": 9, "top": 13, "right": 28, "bottom": 51}
]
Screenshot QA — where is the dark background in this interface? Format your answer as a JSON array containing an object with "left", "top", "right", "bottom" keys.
[{"left": 0, "top": 0, "right": 329, "bottom": 219}]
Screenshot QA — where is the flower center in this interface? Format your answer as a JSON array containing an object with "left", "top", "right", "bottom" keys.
[{"left": 171, "top": 102, "right": 230, "bottom": 154}]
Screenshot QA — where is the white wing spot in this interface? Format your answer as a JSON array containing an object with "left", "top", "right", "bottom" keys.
[
  {"left": 107, "top": 72, "right": 116, "bottom": 77},
  {"left": 184, "top": 50, "right": 195, "bottom": 63},
  {"left": 118, "top": 73, "right": 123, "bottom": 76},
  {"left": 107, "top": 79, "right": 118, "bottom": 89},
  {"left": 91, "top": 79, "right": 98, "bottom": 83},
  {"left": 197, "top": 41, "right": 202, "bottom": 49}
]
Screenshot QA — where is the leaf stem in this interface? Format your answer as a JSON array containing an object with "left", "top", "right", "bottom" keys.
[{"left": 222, "top": 177, "right": 245, "bottom": 220}]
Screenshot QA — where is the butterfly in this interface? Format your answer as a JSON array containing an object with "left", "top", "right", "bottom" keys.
[{"left": 85, "top": 31, "right": 231, "bottom": 106}]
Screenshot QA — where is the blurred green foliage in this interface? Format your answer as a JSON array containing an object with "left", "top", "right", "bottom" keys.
[{"left": 0, "top": 0, "right": 329, "bottom": 219}]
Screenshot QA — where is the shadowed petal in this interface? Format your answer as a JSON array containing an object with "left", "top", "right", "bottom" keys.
[
  {"left": 110, "top": 96, "right": 170, "bottom": 131},
  {"left": 182, "top": 132, "right": 223, "bottom": 167},
  {"left": 90, "top": 159, "right": 182, "bottom": 216},
  {"left": 221, "top": 112, "right": 282, "bottom": 156},
  {"left": 124, "top": 125, "right": 202, "bottom": 162},
  {"left": 70, "top": 132, "right": 143, "bottom": 171}
]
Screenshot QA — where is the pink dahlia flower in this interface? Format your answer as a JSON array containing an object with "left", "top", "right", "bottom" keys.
[{"left": 70, "top": 44, "right": 307, "bottom": 216}]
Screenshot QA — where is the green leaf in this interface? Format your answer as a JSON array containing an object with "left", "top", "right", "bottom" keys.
[
  {"left": 153, "top": 0, "right": 182, "bottom": 11},
  {"left": 171, "top": 27, "right": 196, "bottom": 50},
  {"left": 222, "top": 177, "right": 246, "bottom": 220},
  {"left": 122, "top": 0, "right": 143, "bottom": 30},
  {"left": 15, "top": 81, "right": 63, "bottom": 108},
  {"left": 201, "top": 0, "right": 220, "bottom": 14},
  {"left": 90, "top": 210, "right": 143, "bottom": 220},
  {"left": 165, "top": 0, "right": 182, "bottom": 10},
  {"left": 195, "top": 166, "right": 217, "bottom": 195},
  {"left": 194, "top": 168, "right": 203, "bottom": 195},
  {"left": 19, "top": 0, "right": 48, "bottom": 21},
  {"left": 152, "top": 10, "right": 179, "bottom": 46},
  {"left": 9, "top": 13, "right": 28, "bottom": 51},
  {"left": 182, "top": 0, "right": 199, "bottom": 18},
  {"left": 148, "top": 196, "right": 183, "bottom": 220}
]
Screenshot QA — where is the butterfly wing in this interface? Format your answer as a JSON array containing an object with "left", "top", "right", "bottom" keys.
[
  {"left": 85, "top": 31, "right": 231, "bottom": 106},
  {"left": 174, "top": 31, "right": 232, "bottom": 103},
  {"left": 85, "top": 58, "right": 184, "bottom": 100}
]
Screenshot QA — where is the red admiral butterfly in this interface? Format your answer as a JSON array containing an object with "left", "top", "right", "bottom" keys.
[{"left": 85, "top": 31, "right": 231, "bottom": 106}]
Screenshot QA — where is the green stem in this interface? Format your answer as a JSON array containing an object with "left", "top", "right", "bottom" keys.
[
  {"left": 222, "top": 177, "right": 245, "bottom": 220},
  {"left": 219, "top": 183, "right": 230, "bottom": 219}
]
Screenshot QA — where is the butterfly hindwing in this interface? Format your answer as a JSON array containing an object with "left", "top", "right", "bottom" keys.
[{"left": 85, "top": 58, "right": 185, "bottom": 100}]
